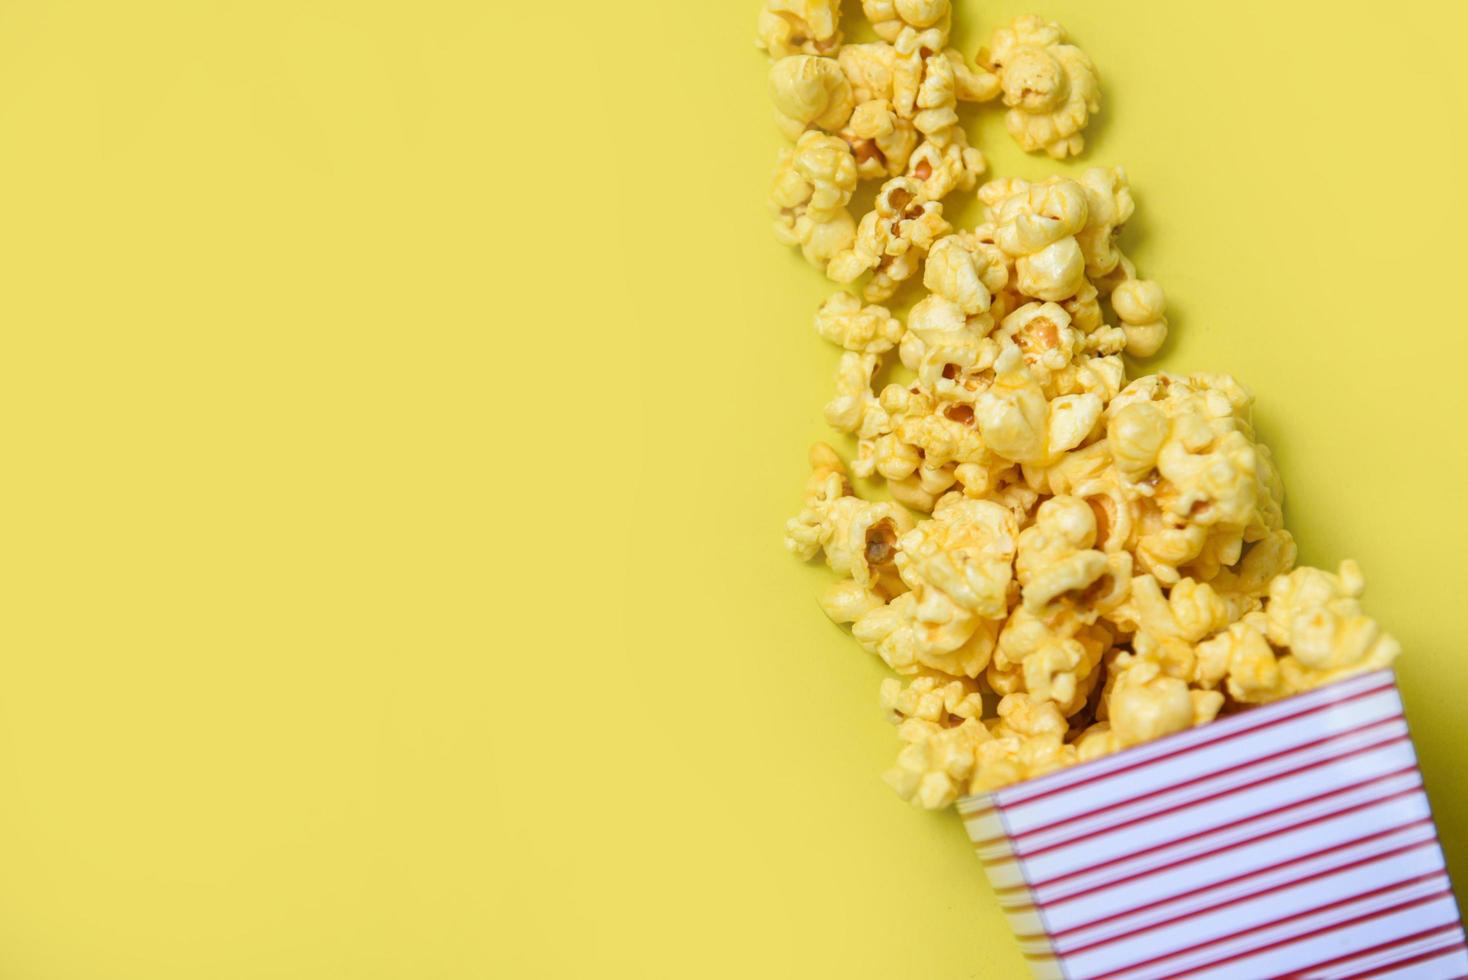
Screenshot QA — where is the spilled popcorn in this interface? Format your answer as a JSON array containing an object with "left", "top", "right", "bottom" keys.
[{"left": 764, "top": 1, "right": 1401, "bottom": 809}]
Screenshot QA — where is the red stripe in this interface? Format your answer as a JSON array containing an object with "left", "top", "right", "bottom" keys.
[
  {"left": 1015, "top": 734, "right": 1411, "bottom": 860},
  {"left": 1028, "top": 771, "right": 1421, "bottom": 893},
  {"left": 1275, "top": 922, "right": 1465, "bottom": 978},
  {"left": 1342, "top": 941, "right": 1468, "bottom": 979},
  {"left": 1094, "top": 883, "right": 1451, "bottom": 980},
  {"left": 1056, "top": 838, "right": 1439, "bottom": 956},
  {"left": 997, "top": 675, "right": 1395, "bottom": 807},
  {"left": 1049, "top": 820, "right": 1436, "bottom": 943},
  {"left": 991, "top": 717, "right": 1405, "bottom": 848}
]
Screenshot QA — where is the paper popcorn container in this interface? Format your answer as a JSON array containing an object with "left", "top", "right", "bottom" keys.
[{"left": 959, "top": 670, "right": 1468, "bottom": 979}]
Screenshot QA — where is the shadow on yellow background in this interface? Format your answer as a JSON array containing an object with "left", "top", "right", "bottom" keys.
[{"left": 0, "top": 1, "right": 1464, "bottom": 977}]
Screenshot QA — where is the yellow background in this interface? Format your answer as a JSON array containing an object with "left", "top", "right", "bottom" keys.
[{"left": 0, "top": 0, "right": 1464, "bottom": 976}]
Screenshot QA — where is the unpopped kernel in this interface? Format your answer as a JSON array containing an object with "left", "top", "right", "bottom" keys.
[{"left": 765, "top": 2, "right": 1400, "bottom": 809}]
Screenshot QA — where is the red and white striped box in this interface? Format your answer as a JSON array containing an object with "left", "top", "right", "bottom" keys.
[{"left": 959, "top": 670, "right": 1468, "bottom": 979}]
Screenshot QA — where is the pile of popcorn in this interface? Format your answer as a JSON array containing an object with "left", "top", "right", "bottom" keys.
[{"left": 766, "top": 0, "right": 1402, "bottom": 809}]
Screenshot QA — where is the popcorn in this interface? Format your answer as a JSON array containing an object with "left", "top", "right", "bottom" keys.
[
  {"left": 906, "top": 136, "right": 985, "bottom": 200},
  {"left": 970, "top": 694, "right": 1077, "bottom": 791},
  {"left": 853, "top": 589, "right": 997, "bottom": 677},
  {"left": 895, "top": 496, "right": 1017, "bottom": 620},
  {"left": 862, "top": 0, "right": 951, "bottom": 45},
  {"left": 886, "top": 716, "right": 987, "bottom": 808},
  {"left": 770, "top": 55, "right": 856, "bottom": 140},
  {"left": 824, "top": 351, "right": 883, "bottom": 433},
  {"left": 756, "top": 0, "right": 844, "bottom": 58},
  {"left": 1194, "top": 613, "right": 1293, "bottom": 703},
  {"left": 892, "top": 41, "right": 998, "bottom": 144},
  {"left": 764, "top": 0, "right": 1401, "bottom": 811},
  {"left": 1105, "top": 649, "right": 1224, "bottom": 747},
  {"left": 828, "top": 177, "right": 951, "bottom": 301},
  {"left": 923, "top": 233, "right": 1007, "bottom": 315},
  {"left": 814, "top": 291, "right": 904, "bottom": 353},
  {"left": 1266, "top": 561, "right": 1402, "bottom": 685},
  {"left": 985, "top": 176, "right": 1091, "bottom": 301},
  {"left": 785, "top": 444, "right": 914, "bottom": 592},
  {"left": 770, "top": 132, "right": 860, "bottom": 267},
  {"left": 881, "top": 672, "right": 984, "bottom": 725},
  {"left": 1111, "top": 276, "right": 1170, "bottom": 357},
  {"left": 838, "top": 43, "right": 899, "bottom": 103},
  {"left": 979, "top": 15, "right": 1100, "bottom": 159},
  {"left": 771, "top": 131, "right": 859, "bottom": 220},
  {"left": 1076, "top": 166, "right": 1135, "bottom": 279},
  {"left": 820, "top": 578, "right": 890, "bottom": 624},
  {"left": 1015, "top": 496, "right": 1130, "bottom": 618},
  {"left": 990, "top": 605, "right": 1111, "bottom": 714},
  {"left": 843, "top": 99, "right": 919, "bottom": 180}
]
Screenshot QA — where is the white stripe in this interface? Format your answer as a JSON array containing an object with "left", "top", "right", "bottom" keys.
[
  {"left": 1039, "top": 792, "right": 1438, "bottom": 933},
  {"left": 1064, "top": 874, "right": 1452, "bottom": 980},
  {"left": 1297, "top": 931, "right": 1468, "bottom": 978},
  {"left": 1007, "top": 717, "right": 1408, "bottom": 851},
  {"left": 1017, "top": 741, "right": 1419, "bottom": 882},
  {"left": 998, "top": 688, "right": 1404, "bottom": 836},
  {"left": 1030, "top": 771, "right": 1424, "bottom": 901},
  {"left": 989, "top": 670, "right": 1394, "bottom": 808},
  {"left": 1361, "top": 944, "right": 1468, "bottom": 980},
  {"left": 1183, "top": 896, "right": 1467, "bottom": 980}
]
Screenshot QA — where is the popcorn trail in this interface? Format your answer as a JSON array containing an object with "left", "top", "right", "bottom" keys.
[{"left": 763, "top": 0, "right": 1401, "bottom": 810}]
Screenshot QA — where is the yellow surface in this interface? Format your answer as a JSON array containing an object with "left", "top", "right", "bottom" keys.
[{"left": 0, "top": 0, "right": 1465, "bottom": 977}]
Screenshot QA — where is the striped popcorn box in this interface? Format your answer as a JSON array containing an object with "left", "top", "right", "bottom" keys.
[{"left": 959, "top": 670, "right": 1467, "bottom": 979}]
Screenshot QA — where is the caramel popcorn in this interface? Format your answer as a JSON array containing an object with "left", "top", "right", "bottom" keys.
[
  {"left": 979, "top": 15, "right": 1100, "bottom": 159},
  {"left": 764, "top": 0, "right": 1400, "bottom": 809}
]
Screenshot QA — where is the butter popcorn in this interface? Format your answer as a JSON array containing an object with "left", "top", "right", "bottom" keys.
[
  {"left": 979, "top": 15, "right": 1100, "bottom": 159},
  {"left": 1016, "top": 496, "right": 1130, "bottom": 617},
  {"left": 895, "top": 496, "right": 1017, "bottom": 620},
  {"left": 1194, "top": 614, "right": 1293, "bottom": 704},
  {"left": 882, "top": 673, "right": 984, "bottom": 725},
  {"left": 1075, "top": 166, "right": 1135, "bottom": 279},
  {"left": 766, "top": 0, "right": 1402, "bottom": 809},
  {"left": 1266, "top": 562, "right": 1401, "bottom": 685},
  {"left": 862, "top": 0, "right": 951, "bottom": 45},
  {"left": 886, "top": 716, "right": 987, "bottom": 808},
  {"left": 990, "top": 605, "right": 1111, "bottom": 714},
  {"left": 853, "top": 589, "right": 997, "bottom": 677},
  {"left": 770, "top": 55, "right": 856, "bottom": 140},
  {"left": 1106, "top": 650, "right": 1223, "bottom": 747},
  {"left": 892, "top": 40, "right": 999, "bottom": 145},
  {"left": 756, "top": 0, "right": 844, "bottom": 58},
  {"left": 970, "top": 694, "right": 1077, "bottom": 792},
  {"left": 907, "top": 136, "right": 985, "bottom": 200},
  {"left": 986, "top": 176, "right": 1091, "bottom": 301},
  {"left": 829, "top": 177, "right": 951, "bottom": 301},
  {"left": 814, "top": 291, "right": 904, "bottom": 353},
  {"left": 843, "top": 99, "right": 919, "bottom": 180},
  {"left": 824, "top": 352, "right": 883, "bottom": 433},
  {"left": 923, "top": 232, "right": 1008, "bottom": 316},
  {"left": 785, "top": 444, "right": 913, "bottom": 593},
  {"left": 1111, "top": 275, "right": 1169, "bottom": 357},
  {"left": 770, "top": 132, "right": 860, "bottom": 267},
  {"left": 770, "top": 131, "right": 859, "bottom": 220}
]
